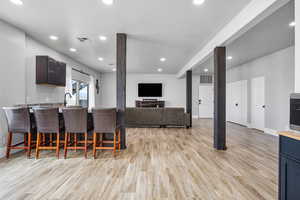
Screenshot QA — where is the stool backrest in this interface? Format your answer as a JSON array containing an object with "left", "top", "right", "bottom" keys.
[
  {"left": 3, "top": 107, "right": 31, "bottom": 133},
  {"left": 33, "top": 107, "right": 59, "bottom": 133},
  {"left": 92, "top": 108, "right": 117, "bottom": 133},
  {"left": 63, "top": 107, "right": 87, "bottom": 133}
]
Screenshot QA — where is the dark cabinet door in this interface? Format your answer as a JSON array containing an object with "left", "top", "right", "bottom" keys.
[
  {"left": 47, "top": 58, "right": 59, "bottom": 85},
  {"left": 47, "top": 59, "right": 66, "bottom": 86},
  {"left": 57, "top": 62, "right": 66, "bottom": 86},
  {"left": 280, "top": 156, "right": 300, "bottom": 200}
]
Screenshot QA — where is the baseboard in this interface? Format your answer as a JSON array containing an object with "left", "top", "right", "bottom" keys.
[
  {"left": 246, "top": 123, "right": 278, "bottom": 137},
  {"left": 246, "top": 123, "right": 252, "bottom": 129},
  {"left": 264, "top": 128, "right": 279, "bottom": 137}
]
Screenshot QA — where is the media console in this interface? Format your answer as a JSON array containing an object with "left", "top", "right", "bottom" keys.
[{"left": 135, "top": 100, "right": 165, "bottom": 108}]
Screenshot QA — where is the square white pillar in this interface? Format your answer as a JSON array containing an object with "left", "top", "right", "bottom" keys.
[{"left": 295, "top": 0, "right": 300, "bottom": 92}]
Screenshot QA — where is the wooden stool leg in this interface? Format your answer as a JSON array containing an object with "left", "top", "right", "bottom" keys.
[
  {"left": 100, "top": 133, "right": 103, "bottom": 147},
  {"left": 50, "top": 133, "right": 53, "bottom": 147},
  {"left": 113, "top": 132, "right": 117, "bottom": 156},
  {"left": 93, "top": 132, "right": 97, "bottom": 159},
  {"left": 84, "top": 132, "right": 88, "bottom": 159},
  {"left": 56, "top": 133, "right": 60, "bottom": 159},
  {"left": 42, "top": 133, "right": 46, "bottom": 145},
  {"left": 64, "top": 132, "right": 68, "bottom": 159},
  {"left": 6, "top": 132, "right": 12, "bottom": 159},
  {"left": 24, "top": 133, "right": 27, "bottom": 155},
  {"left": 75, "top": 134, "right": 78, "bottom": 152},
  {"left": 27, "top": 132, "right": 32, "bottom": 159},
  {"left": 36, "top": 132, "right": 41, "bottom": 159},
  {"left": 118, "top": 130, "right": 121, "bottom": 151}
]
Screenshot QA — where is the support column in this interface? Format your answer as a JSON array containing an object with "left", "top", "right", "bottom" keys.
[
  {"left": 213, "top": 47, "right": 226, "bottom": 150},
  {"left": 186, "top": 70, "right": 192, "bottom": 128},
  {"left": 116, "top": 33, "right": 127, "bottom": 149}
]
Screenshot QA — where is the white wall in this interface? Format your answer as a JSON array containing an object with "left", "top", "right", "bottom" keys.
[
  {"left": 0, "top": 20, "right": 26, "bottom": 157},
  {"left": 227, "top": 46, "right": 295, "bottom": 132},
  {"left": 295, "top": 0, "right": 300, "bottom": 92},
  {"left": 0, "top": 20, "right": 101, "bottom": 157},
  {"left": 100, "top": 73, "right": 200, "bottom": 115},
  {"left": 101, "top": 73, "right": 186, "bottom": 108}
]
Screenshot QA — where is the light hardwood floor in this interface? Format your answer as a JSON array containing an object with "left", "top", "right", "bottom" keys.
[{"left": 0, "top": 119, "right": 278, "bottom": 200}]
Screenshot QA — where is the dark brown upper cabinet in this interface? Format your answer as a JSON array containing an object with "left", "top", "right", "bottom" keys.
[{"left": 36, "top": 56, "right": 66, "bottom": 87}]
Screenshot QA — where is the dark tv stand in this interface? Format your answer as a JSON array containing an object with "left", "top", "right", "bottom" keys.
[{"left": 135, "top": 100, "right": 165, "bottom": 108}]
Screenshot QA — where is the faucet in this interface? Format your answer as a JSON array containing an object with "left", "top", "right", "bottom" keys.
[{"left": 64, "top": 92, "right": 72, "bottom": 106}]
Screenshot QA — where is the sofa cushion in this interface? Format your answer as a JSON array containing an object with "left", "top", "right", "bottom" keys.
[
  {"left": 126, "top": 108, "right": 164, "bottom": 126},
  {"left": 163, "top": 108, "right": 185, "bottom": 126},
  {"left": 125, "top": 107, "right": 188, "bottom": 127}
]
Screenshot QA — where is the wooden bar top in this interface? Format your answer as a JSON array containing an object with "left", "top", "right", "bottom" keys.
[{"left": 278, "top": 131, "right": 300, "bottom": 141}]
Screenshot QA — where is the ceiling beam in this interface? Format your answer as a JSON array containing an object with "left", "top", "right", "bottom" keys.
[{"left": 176, "top": 0, "right": 291, "bottom": 78}]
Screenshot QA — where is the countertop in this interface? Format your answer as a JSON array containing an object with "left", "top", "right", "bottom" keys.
[{"left": 278, "top": 131, "right": 300, "bottom": 141}]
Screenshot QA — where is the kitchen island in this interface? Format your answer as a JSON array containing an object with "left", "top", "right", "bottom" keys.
[{"left": 278, "top": 131, "right": 300, "bottom": 200}]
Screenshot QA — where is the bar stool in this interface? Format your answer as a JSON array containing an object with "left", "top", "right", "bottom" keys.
[
  {"left": 92, "top": 108, "right": 121, "bottom": 158},
  {"left": 33, "top": 107, "right": 60, "bottom": 159},
  {"left": 62, "top": 107, "right": 91, "bottom": 159},
  {"left": 3, "top": 107, "right": 35, "bottom": 159}
]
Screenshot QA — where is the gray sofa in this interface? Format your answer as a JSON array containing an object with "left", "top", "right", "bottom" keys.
[{"left": 125, "top": 107, "right": 190, "bottom": 128}]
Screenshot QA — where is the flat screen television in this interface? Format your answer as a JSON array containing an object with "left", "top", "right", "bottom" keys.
[{"left": 138, "top": 83, "right": 162, "bottom": 97}]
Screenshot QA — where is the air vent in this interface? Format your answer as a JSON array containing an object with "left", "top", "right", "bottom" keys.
[
  {"left": 77, "top": 37, "right": 89, "bottom": 42},
  {"left": 200, "top": 75, "right": 213, "bottom": 84}
]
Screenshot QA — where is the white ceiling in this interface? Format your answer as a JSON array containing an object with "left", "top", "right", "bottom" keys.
[
  {"left": 193, "top": 1, "right": 295, "bottom": 74},
  {"left": 0, "top": 0, "right": 251, "bottom": 74}
]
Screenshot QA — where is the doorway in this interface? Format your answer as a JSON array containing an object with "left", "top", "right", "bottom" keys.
[
  {"left": 226, "top": 80, "right": 248, "bottom": 126},
  {"left": 251, "top": 76, "right": 265, "bottom": 131},
  {"left": 198, "top": 85, "right": 214, "bottom": 118},
  {"left": 71, "top": 80, "right": 89, "bottom": 108}
]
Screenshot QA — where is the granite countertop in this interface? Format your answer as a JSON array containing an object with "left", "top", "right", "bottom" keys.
[{"left": 16, "top": 103, "right": 64, "bottom": 108}]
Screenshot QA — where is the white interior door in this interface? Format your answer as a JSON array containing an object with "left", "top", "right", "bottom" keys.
[
  {"left": 198, "top": 85, "right": 214, "bottom": 118},
  {"left": 226, "top": 80, "right": 247, "bottom": 126},
  {"left": 226, "top": 83, "right": 233, "bottom": 122},
  {"left": 251, "top": 76, "right": 265, "bottom": 131}
]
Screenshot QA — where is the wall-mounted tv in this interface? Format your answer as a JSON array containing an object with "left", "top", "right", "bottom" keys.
[{"left": 138, "top": 83, "right": 163, "bottom": 97}]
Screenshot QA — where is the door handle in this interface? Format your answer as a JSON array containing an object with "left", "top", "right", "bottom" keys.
[{"left": 199, "top": 99, "right": 202, "bottom": 105}]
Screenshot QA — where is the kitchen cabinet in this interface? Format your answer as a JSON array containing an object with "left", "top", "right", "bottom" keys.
[
  {"left": 279, "top": 135, "right": 300, "bottom": 200},
  {"left": 36, "top": 56, "right": 66, "bottom": 87}
]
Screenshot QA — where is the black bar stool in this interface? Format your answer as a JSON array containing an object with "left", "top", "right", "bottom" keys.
[
  {"left": 33, "top": 107, "right": 60, "bottom": 159},
  {"left": 92, "top": 108, "right": 120, "bottom": 158},
  {"left": 3, "top": 107, "right": 35, "bottom": 159},
  {"left": 62, "top": 107, "right": 90, "bottom": 159}
]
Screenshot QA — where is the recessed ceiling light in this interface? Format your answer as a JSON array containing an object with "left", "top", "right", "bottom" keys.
[
  {"left": 10, "top": 0, "right": 23, "bottom": 6},
  {"left": 157, "top": 68, "right": 163, "bottom": 72},
  {"left": 99, "top": 35, "right": 107, "bottom": 41},
  {"left": 204, "top": 68, "right": 209, "bottom": 72},
  {"left": 98, "top": 57, "right": 104, "bottom": 61},
  {"left": 102, "top": 0, "right": 114, "bottom": 5},
  {"left": 160, "top": 58, "right": 166, "bottom": 62},
  {"left": 49, "top": 35, "right": 58, "bottom": 41},
  {"left": 289, "top": 21, "right": 296, "bottom": 27},
  {"left": 227, "top": 56, "right": 233, "bottom": 60},
  {"left": 112, "top": 68, "right": 116, "bottom": 72},
  {"left": 69, "top": 48, "right": 77, "bottom": 52},
  {"left": 193, "top": 0, "right": 205, "bottom": 6}
]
